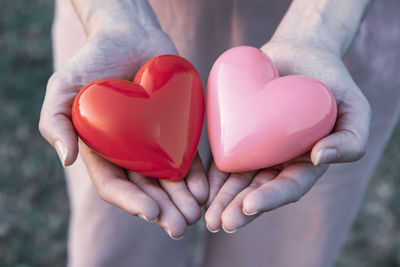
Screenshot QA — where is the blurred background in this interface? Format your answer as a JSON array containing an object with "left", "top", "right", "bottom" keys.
[{"left": 0, "top": 0, "right": 399, "bottom": 266}]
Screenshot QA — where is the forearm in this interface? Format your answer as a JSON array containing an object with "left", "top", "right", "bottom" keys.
[
  {"left": 272, "top": 0, "right": 370, "bottom": 56},
  {"left": 71, "top": 0, "right": 160, "bottom": 35}
]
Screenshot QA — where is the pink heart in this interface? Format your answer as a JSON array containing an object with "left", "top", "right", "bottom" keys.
[{"left": 206, "top": 46, "right": 337, "bottom": 172}]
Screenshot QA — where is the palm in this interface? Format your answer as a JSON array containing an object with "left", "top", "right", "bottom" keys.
[
  {"left": 40, "top": 29, "right": 208, "bottom": 239},
  {"left": 205, "top": 41, "right": 371, "bottom": 233}
]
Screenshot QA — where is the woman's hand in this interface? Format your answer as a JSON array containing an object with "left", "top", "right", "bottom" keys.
[
  {"left": 39, "top": 3, "right": 208, "bottom": 239},
  {"left": 205, "top": 39, "right": 371, "bottom": 233}
]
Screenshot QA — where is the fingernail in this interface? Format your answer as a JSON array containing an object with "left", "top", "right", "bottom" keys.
[
  {"left": 54, "top": 141, "right": 67, "bottom": 167},
  {"left": 314, "top": 148, "right": 338, "bottom": 166},
  {"left": 222, "top": 225, "right": 237, "bottom": 234},
  {"left": 242, "top": 208, "right": 258, "bottom": 216},
  {"left": 166, "top": 229, "right": 184, "bottom": 240},
  {"left": 139, "top": 214, "right": 157, "bottom": 223},
  {"left": 206, "top": 224, "right": 220, "bottom": 233}
]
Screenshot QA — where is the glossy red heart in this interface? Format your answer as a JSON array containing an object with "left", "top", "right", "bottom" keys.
[{"left": 72, "top": 55, "right": 204, "bottom": 180}]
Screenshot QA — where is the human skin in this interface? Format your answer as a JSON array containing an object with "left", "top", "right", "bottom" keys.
[
  {"left": 39, "top": 0, "right": 372, "bottom": 239},
  {"left": 39, "top": 0, "right": 209, "bottom": 239},
  {"left": 205, "top": 0, "right": 372, "bottom": 233}
]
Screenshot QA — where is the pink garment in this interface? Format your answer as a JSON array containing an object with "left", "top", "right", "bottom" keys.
[{"left": 52, "top": 0, "right": 400, "bottom": 266}]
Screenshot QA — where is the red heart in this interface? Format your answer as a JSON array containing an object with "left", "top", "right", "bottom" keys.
[{"left": 72, "top": 55, "right": 204, "bottom": 180}]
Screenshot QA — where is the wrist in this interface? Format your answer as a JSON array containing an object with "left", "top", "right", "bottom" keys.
[
  {"left": 270, "top": 29, "right": 341, "bottom": 57},
  {"left": 270, "top": 0, "right": 370, "bottom": 57},
  {"left": 72, "top": 0, "right": 161, "bottom": 36}
]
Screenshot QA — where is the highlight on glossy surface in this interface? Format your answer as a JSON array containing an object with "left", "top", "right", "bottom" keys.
[
  {"left": 72, "top": 55, "right": 205, "bottom": 180},
  {"left": 207, "top": 46, "right": 337, "bottom": 172}
]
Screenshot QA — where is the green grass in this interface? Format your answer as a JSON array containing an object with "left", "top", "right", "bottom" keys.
[{"left": 0, "top": 0, "right": 399, "bottom": 266}]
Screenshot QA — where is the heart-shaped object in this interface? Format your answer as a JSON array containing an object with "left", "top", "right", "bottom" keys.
[
  {"left": 72, "top": 55, "right": 204, "bottom": 180},
  {"left": 207, "top": 46, "right": 337, "bottom": 172}
]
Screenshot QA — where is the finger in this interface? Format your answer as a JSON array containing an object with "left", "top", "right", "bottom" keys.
[
  {"left": 220, "top": 169, "right": 278, "bottom": 232},
  {"left": 79, "top": 141, "right": 160, "bottom": 221},
  {"left": 159, "top": 178, "right": 201, "bottom": 225},
  {"left": 243, "top": 162, "right": 327, "bottom": 215},
  {"left": 185, "top": 153, "right": 209, "bottom": 205},
  {"left": 39, "top": 71, "right": 80, "bottom": 167},
  {"left": 205, "top": 170, "right": 256, "bottom": 233},
  {"left": 128, "top": 172, "right": 187, "bottom": 239},
  {"left": 206, "top": 162, "right": 229, "bottom": 208},
  {"left": 312, "top": 89, "right": 371, "bottom": 165}
]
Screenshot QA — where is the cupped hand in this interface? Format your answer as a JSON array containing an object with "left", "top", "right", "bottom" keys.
[
  {"left": 205, "top": 40, "right": 371, "bottom": 233},
  {"left": 39, "top": 27, "right": 208, "bottom": 239}
]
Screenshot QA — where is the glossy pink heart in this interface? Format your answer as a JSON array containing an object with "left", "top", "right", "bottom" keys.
[{"left": 206, "top": 46, "right": 337, "bottom": 172}]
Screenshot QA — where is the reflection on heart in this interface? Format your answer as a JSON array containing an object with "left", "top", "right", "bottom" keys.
[{"left": 72, "top": 55, "right": 204, "bottom": 180}]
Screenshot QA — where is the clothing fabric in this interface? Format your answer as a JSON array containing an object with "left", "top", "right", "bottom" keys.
[{"left": 52, "top": 0, "right": 400, "bottom": 266}]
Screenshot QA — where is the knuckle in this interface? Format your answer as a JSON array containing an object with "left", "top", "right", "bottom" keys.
[
  {"left": 285, "top": 177, "right": 303, "bottom": 203},
  {"left": 360, "top": 94, "right": 372, "bottom": 115},
  {"left": 229, "top": 171, "right": 253, "bottom": 182},
  {"left": 187, "top": 162, "right": 204, "bottom": 178},
  {"left": 348, "top": 130, "right": 367, "bottom": 161},
  {"left": 248, "top": 182, "right": 261, "bottom": 190},
  {"left": 120, "top": 189, "right": 141, "bottom": 214},
  {"left": 354, "top": 145, "right": 367, "bottom": 161},
  {"left": 291, "top": 194, "right": 302, "bottom": 203},
  {"left": 359, "top": 97, "right": 372, "bottom": 126},
  {"left": 97, "top": 188, "right": 109, "bottom": 202},
  {"left": 38, "top": 116, "right": 53, "bottom": 143},
  {"left": 38, "top": 118, "right": 46, "bottom": 137},
  {"left": 218, "top": 190, "right": 236, "bottom": 203},
  {"left": 365, "top": 100, "right": 372, "bottom": 118},
  {"left": 230, "top": 172, "right": 246, "bottom": 180},
  {"left": 136, "top": 176, "right": 157, "bottom": 188},
  {"left": 47, "top": 70, "right": 75, "bottom": 92},
  {"left": 254, "top": 171, "right": 278, "bottom": 186},
  {"left": 47, "top": 72, "right": 63, "bottom": 91},
  {"left": 213, "top": 171, "right": 228, "bottom": 182},
  {"left": 186, "top": 209, "right": 201, "bottom": 225},
  {"left": 171, "top": 187, "right": 189, "bottom": 197},
  {"left": 38, "top": 102, "right": 52, "bottom": 138},
  {"left": 153, "top": 190, "right": 171, "bottom": 204},
  {"left": 209, "top": 172, "right": 228, "bottom": 189},
  {"left": 342, "top": 129, "right": 367, "bottom": 161},
  {"left": 96, "top": 179, "right": 111, "bottom": 202}
]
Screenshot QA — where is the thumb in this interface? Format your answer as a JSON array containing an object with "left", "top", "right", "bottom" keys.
[
  {"left": 311, "top": 89, "right": 372, "bottom": 165},
  {"left": 38, "top": 38, "right": 115, "bottom": 167},
  {"left": 39, "top": 71, "right": 80, "bottom": 167}
]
